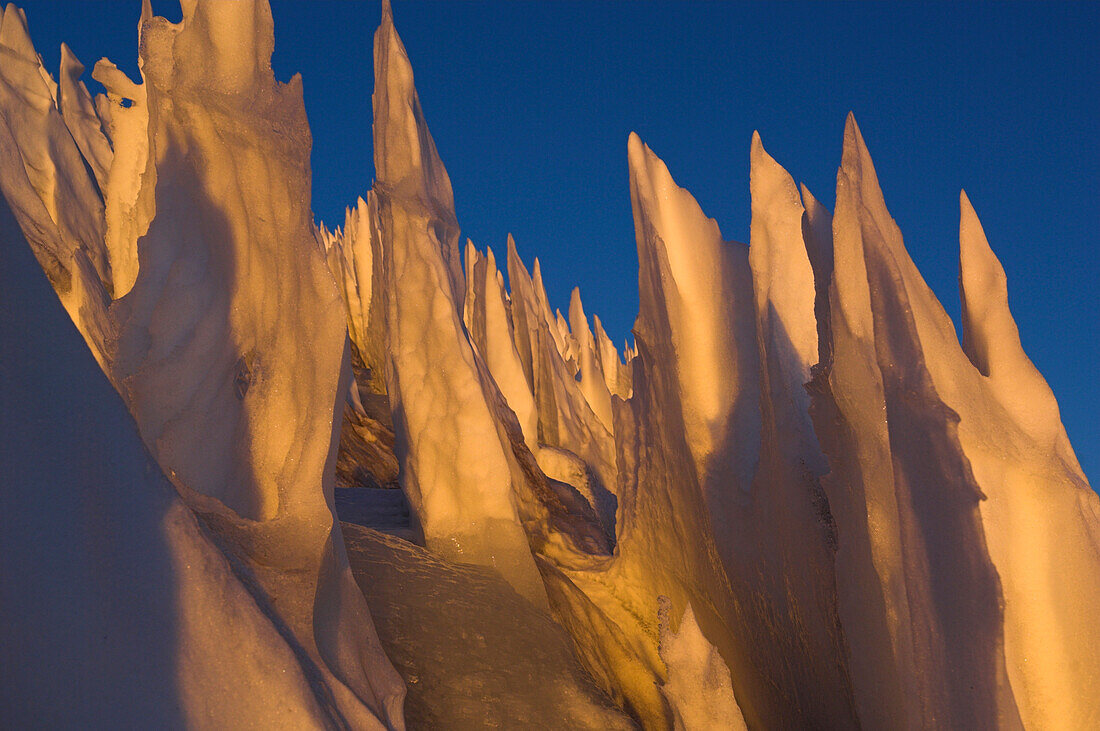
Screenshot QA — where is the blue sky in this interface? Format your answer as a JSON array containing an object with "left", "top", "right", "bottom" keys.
[{"left": 16, "top": 1, "right": 1099, "bottom": 481}]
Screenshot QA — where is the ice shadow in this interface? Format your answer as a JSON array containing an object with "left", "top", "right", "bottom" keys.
[{"left": 0, "top": 193, "right": 187, "bottom": 727}]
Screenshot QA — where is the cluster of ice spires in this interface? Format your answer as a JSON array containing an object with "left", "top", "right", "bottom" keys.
[{"left": 0, "top": 1, "right": 1096, "bottom": 728}]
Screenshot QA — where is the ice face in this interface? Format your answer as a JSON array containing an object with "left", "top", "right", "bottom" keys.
[
  {"left": 808, "top": 114, "right": 1023, "bottom": 728},
  {"left": 657, "top": 598, "right": 747, "bottom": 731},
  {"left": 2, "top": 1, "right": 1097, "bottom": 729},
  {"left": 569, "top": 287, "right": 615, "bottom": 433},
  {"left": 0, "top": 3, "right": 405, "bottom": 727},
  {"left": 343, "top": 523, "right": 634, "bottom": 729},
  {"left": 463, "top": 240, "right": 540, "bottom": 453},
  {"left": 0, "top": 181, "right": 374, "bottom": 730},
  {"left": 370, "top": 0, "right": 553, "bottom": 607},
  {"left": 739, "top": 133, "right": 858, "bottom": 725}
]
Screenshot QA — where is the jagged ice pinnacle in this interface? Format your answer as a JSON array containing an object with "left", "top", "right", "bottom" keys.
[{"left": 0, "top": 1, "right": 1096, "bottom": 729}]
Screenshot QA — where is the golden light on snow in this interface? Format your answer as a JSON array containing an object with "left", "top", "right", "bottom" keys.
[{"left": 0, "top": 1, "right": 1096, "bottom": 728}]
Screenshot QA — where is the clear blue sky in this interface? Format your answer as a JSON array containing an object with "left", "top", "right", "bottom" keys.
[{"left": 16, "top": 1, "right": 1099, "bottom": 482}]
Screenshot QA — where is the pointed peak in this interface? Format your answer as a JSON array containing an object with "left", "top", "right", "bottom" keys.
[
  {"left": 375, "top": 0, "right": 401, "bottom": 67},
  {"left": 463, "top": 239, "right": 479, "bottom": 288},
  {"left": 60, "top": 42, "right": 82, "bottom": 72},
  {"left": 532, "top": 259, "right": 553, "bottom": 309},
  {"left": 627, "top": 132, "right": 690, "bottom": 225},
  {"left": 749, "top": 131, "right": 778, "bottom": 181},
  {"left": 627, "top": 131, "right": 654, "bottom": 174},
  {"left": 841, "top": 112, "right": 869, "bottom": 168},
  {"left": 800, "top": 182, "right": 833, "bottom": 270},
  {"left": 959, "top": 189, "right": 995, "bottom": 271},
  {"left": 959, "top": 190, "right": 986, "bottom": 260},
  {"left": 749, "top": 130, "right": 791, "bottom": 183},
  {"left": 466, "top": 238, "right": 488, "bottom": 270},
  {"left": 626, "top": 131, "right": 714, "bottom": 237},
  {"left": 372, "top": 0, "right": 456, "bottom": 223},
  {"left": 960, "top": 188, "right": 975, "bottom": 216},
  {"left": 844, "top": 111, "right": 859, "bottom": 135},
  {"left": 503, "top": 239, "right": 530, "bottom": 302},
  {"left": 627, "top": 131, "right": 670, "bottom": 191},
  {"left": 958, "top": 188, "right": 1011, "bottom": 377},
  {"left": 58, "top": 41, "right": 89, "bottom": 114},
  {"left": 799, "top": 183, "right": 816, "bottom": 208},
  {"left": 837, "top": 112, "right": 887, "bottom": 212},
  {"left": 505, "top": 233, "right": 527, "bottom": 275},
  {"left": 568, "top": 288, "right": 592, "bottom": 342},
  {"left": 0, "top": 4, "right": 36, "bottom": 60}
]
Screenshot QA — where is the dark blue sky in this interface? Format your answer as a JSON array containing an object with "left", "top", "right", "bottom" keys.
[{"left": 16, "top": 1, "right": 1099, "bottom": 482}]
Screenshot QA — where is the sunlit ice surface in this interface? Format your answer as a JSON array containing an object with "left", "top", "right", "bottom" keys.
[{"left": 0, "top": 1, "right": 1096, "bottom": 728}]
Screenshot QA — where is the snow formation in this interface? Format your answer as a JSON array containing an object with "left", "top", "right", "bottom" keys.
[
  {"left": 0, "top": 2, "right": 405, "bottom": 727},
  {"left": 1, "top": 1, "right": 1097, "bottom": 729}
]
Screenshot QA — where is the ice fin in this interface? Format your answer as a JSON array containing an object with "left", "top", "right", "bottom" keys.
[
  {"left": 372, "top": 0, "right": 461, "bottom": 299},
  {"left": 748, "top": 132, "right": 818, "bottom": 390},
  {"left": 628, "top": 131, "right": 759, "bottom": 493},
  {"left": 59, "top": 43, "right": 112, "bottom": 195},
  {"left": 569, "top": 287, "right": 614, "bottom": 431},
  {"left": 372, "top": 3, "right": 551, "bottom": 605},
  {"left": 92, "top": 56, "right": 151, "bottom": 298},
  {"left": 800, "top": 183, "right": 833, "bottom": 366}
]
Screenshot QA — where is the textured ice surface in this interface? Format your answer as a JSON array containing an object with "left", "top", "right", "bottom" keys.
[
  {"left": 809, "top": 115, "right": 1022, "bottom": 728},
  {"left": 3, "top": 1, "right": 1098, "bottom": 728},
  {"left": 343, "top": 523, "right": 633, "bottom": 730},
  {"left": 0, "top": 2, "right": 405, "bottom": 727},
  {"left": 505, "top": 237, "right": 621, "bottom": 530},
  {"left": 569, "top": 288, "right": 616, "bottom": 433},
  {"left": 956, "top": 190, "right": 1100, "bottom": 726},
  {"left": 0, "top": 191, "right": 363, "bottom": 730},
  {"left": 463, "top": 240, "right": 540, "bottom": 451},
  {"left": 336, "top": 487, "right": 417, "bottom": 544},
  {"left": 810, "top": 120, "right": 1100, "bottom": 728},
  {"left": 370, "top": 0, "right": 553, "bottom": 605},
  {"left": 657, "top": 598, "right": 746, "bottom": 731},
  {"left": 741, "top": 134, "right": 857, "bottom": 724},
  {"left": 319, "top": 193, "right": 387, "bottom": 394}
]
